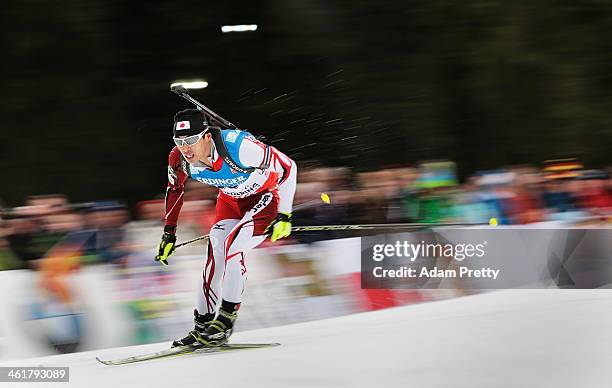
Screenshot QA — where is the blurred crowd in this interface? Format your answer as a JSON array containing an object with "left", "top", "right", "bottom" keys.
[
  {"left": 292, "top": 159, "right": 612, "bottom": 230},
  {"left": 1, "top": 159, "right": 611, "bottom": 272}
]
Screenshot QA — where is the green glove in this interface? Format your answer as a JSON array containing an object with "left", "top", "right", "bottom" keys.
[
  {"left": 266, "top": 212, "right": 292, "bottom": 242},
  {"left": 155, "top": 232, "right": 176, "bottom": 265}
]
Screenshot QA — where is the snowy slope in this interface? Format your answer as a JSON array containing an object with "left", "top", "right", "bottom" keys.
[{"left": 2, "top": 290, "right": 611, "bottom": 388}]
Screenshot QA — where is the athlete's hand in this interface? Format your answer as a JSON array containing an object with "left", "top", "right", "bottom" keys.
[
  {"left": 155, "top": 232, "right": 176, "bottom": 265},
  {"left": 266, "top": 212, "right": 292, "bottom": 242}
]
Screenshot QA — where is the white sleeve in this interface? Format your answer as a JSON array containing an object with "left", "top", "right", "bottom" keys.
[
  {"left": 272, "top": 150, "right": 297, "bottom": 214},
  {"left": 239, "top": 137, "right": 297, "bottom": 214},
  {"left": 238, "top": 137, "right": 266, "bottom": 168}
]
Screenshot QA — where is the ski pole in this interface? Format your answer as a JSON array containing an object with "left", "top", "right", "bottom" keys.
[
  {"left": 174, "top": 193, "right": 332, "bottom": 248},
  {"left": 290, "top": 222, "right": 485, "bottom": 232},
  {"left": 175, "top": 221, "right": 485, "bottom": 249}
]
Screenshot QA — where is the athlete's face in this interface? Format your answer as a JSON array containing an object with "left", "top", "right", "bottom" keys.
[{"left": 177, "top": 132, "right": 213, "bottom": 164}]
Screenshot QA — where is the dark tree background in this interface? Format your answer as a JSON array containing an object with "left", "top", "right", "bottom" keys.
[{"left": 1, "top": 0, "right": 611, "bottom": 206}]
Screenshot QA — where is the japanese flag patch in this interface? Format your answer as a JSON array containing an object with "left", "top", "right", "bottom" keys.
[{"left": 176, "top": 121, "right": 191, "bottom": 131}]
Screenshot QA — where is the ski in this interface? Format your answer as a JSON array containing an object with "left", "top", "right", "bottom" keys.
[{"left": 96, "top": 343, "right": 281, "bottom": 366}]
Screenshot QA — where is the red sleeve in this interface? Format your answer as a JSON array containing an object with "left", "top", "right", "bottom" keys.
[{"left": 164, "top": 147, "right": 188, "bottom": 232}]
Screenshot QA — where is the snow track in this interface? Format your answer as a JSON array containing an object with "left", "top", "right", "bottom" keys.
[{"left": 2, "top": 290, "right": 611, "bottom": 388}]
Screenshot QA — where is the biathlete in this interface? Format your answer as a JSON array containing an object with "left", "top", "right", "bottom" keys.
[{"left": 155, "top": 109, "right": 297, "bottom": 348}]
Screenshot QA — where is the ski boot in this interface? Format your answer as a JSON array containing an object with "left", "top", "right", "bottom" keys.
[
  {"left": 195, "top": 307, "right": 238, "bottom": 347},
  {"left": 172, "top": 309, "right": 215, "bottom": 347}
]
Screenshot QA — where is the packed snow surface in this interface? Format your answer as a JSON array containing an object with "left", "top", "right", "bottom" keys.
[{"left": 3, "top": 290, "right": 611, "bottom": 388}]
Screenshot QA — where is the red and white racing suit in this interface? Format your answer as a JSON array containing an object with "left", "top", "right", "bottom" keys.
[{"left": 164, "top": 132, "right": 297, "bottom": 314}]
